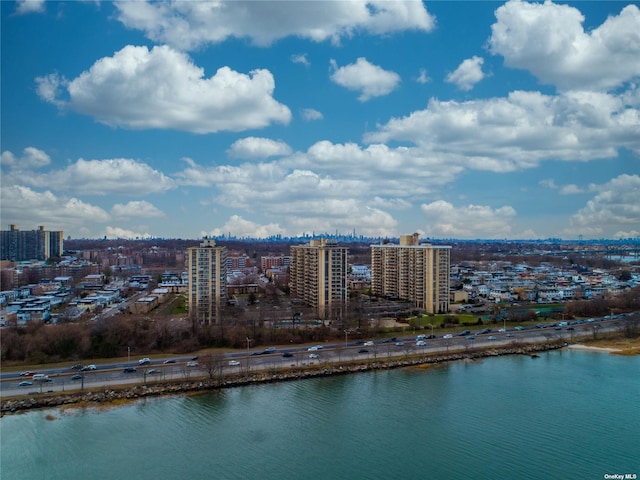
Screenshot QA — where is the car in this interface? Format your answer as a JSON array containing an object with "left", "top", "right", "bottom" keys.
[
  {"left": 466, "top": 336, "right": 476, "bottom": 340},
  {"left": 416, "top": 334, "right": 426, "bottom": 341},
  {"left": 308, "top": 353, "right": 319, "bottom": 359},
  {"left": 229, "top": 360, "right": 241, "bottom": 366},
  {"left": 139, "top": 357, "right": 151, "bottom": 365},
  {"left": 443, "top": 334, "right": 453, "bottom": 339},
  {"left": 416, "top": 340, "right": 427, "bottom": 346},
  {"left": 70, "top": 364, "right": 83, "bottom": 370},
  {"left": 307, "top": 346, "right": 319, "bottom": 351},
  {"left": 487, "top": 336, "right": 497, "bottom": 340},
  {"left": 263, "top": 347, "right": 276, "bottom": 353},
  {"left": 187, "top": 361, "right": 198, "bottom": 367},
  {"left": 515, "top": 326, "right": 525, "bottom": 331},
  {"left": 123, "top": 367, "right": 137, "bottom": 373},
  {"left": 505, "top": 333, "right": 514, "bottom": 338},
  {"left": 71, "top": 374, "right": 83, "bottom": 381},
  {"left": 19, "top": 381, "right": 33, "bottom": 387},
  {"left": 163, "top": 359, "right": 176, "bottom": 364},
  {"left": 498, "top": 328, "right": 506, "bottom": 332},
  {"left": 395, "top": 341, "right": 405, "bottom": 346},
  {"left": 282, "top": 352, "right": 293, "bottom": 358},
  {"left": 358, "top": 349, "right": 369, "bottom": 354},
  {"left": 33, "top": 374, "right": 51, "bottom": 382},
  {"left": 147, "top": 369, "right": 160, "bottom": 374},
  {"left": 567, "top": 327, "right": 575, "bottom": 331},
  {"left": 363, "top": 341, "right": 374, "bottom": 346},
  {"left": 458, "top": 330, "right": 471, "bottom": 336},
  {"left": 81, "top": 364, "right": 97, "bottom": 371},
  {"left": 19, "top": 371, "right": 35, "bottom": 377},
  {"left": 426, "top": 334, "right": 437, "bottom": 339},
  {"left": 191, "top": 355, "right": 199, "bottom": 361},
  {"left": 251, "top": 351, "right": 265, "bottom": 356}
]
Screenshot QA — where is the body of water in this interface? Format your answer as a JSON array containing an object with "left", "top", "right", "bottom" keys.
[{"left": 1, "top": 349, "right": 639, "bottom": 480}]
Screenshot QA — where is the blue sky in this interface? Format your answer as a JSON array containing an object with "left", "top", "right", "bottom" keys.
[{"left": 1, "top": 0, "right": 639, "bottom": 240}]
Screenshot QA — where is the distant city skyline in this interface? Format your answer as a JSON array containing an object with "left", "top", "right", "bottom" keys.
[{"left": 1, "top": 1, "right": 639, "bottom": 241}]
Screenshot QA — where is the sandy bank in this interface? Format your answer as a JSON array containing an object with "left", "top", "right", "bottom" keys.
[{"left": 567, "top": 344, "right": 620, "bottom": 353}]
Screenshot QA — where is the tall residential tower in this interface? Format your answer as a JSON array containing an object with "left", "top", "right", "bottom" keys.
[
  {"left": 371, "top": 233, "right": 450, "bottom": 313},
  {"left": 187, "top": 238, "right": 227, "bottom": 324},
  {"left": 290, "top": 239, "right": 348, "bottom": 319}
]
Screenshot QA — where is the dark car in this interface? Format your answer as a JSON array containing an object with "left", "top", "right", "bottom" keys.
[
  {"left": 358, "top": 349, "right": 369, "bottom": 354},
  {"left": 282, "top": 352, "right": 293, "bottom": 358},
  {"left": 123, "top": 367, "right": 137, "bottom": 373},
  {"left": 458, "top": 330, "right": 471, "bottom": 336},
  {"left": 163, "top": 359, "right": 176, "bottom": 364},
  {"left": 191, "top": 355, "right": 199, "bottom": 361},
  {"left": 426, "top": 334, "right": 437, "bottom": 339},
  {"left": 19, "top": 381, "right": 33, "bottom": 387},
  {"left": 71, "top": 374, "right": 83, "bottom": 381},
  {"left": 70, "top": 364, "right": 83, "bottom": 370}
]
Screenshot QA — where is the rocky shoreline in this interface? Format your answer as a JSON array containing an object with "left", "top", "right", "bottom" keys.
[{"left": 1, "top": 342, "right": 565, "bottom": 415}]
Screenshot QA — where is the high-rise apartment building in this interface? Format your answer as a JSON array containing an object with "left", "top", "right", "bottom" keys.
[
  {"left": 371, "top": 233, "right": 451, "bottom": 313},
  {"left": 290, "top": 239, "right": 348, "bottom": 319},
  {"left": 187, "top": 238, "right": 227, "bottom": 324},
  {"left": 0, "top": 225, "right": 64, "bottom": 261}
]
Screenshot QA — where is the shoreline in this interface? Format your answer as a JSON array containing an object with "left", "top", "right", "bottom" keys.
[
  {"left": 567, "top": 344, "right": 620, "bottom": 353},
  {"left": 1, "top": 341, "right": 565, "bottom": 416}
]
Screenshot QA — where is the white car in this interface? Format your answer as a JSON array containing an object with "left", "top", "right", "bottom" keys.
[
  {"left": 138, "top": 357, "right": 151, "bottom": 365},
  {"left": 228, "top": 360, "right": 241, "bottom": 366},
  {"left": 309, "top": 353, "right": 319, "bottom": 359},
  {"left": 187, "top": 361, "right": 198, "bottom": 367},
  {"left": 443, "top": 334, "right": 453, "bottom": 339},
  {"left": 416, "top": 340, "right": 427, "bottom": 346},
  {"left": 307, "top": 346, "right": 319, "bottom": 351},
  {"left": 363, "top": 341, "right": 374, "bottom": 346},
  {"left": 498, "top": 328, "right": 506, "bottom": 332}
]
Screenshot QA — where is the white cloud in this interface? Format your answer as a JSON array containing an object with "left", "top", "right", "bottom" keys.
[
  {"left": 539, "top": 178, "right": 557, "bottom": 189},
  {"left": 203, "top": 215, "right": 284, "bottom": 239},
  {"left": 1, "top": 185, "right": 110, "bottom": 232},
  {"left": 302, "top": 108, "right": 324, "bottom": 121},
  {"left": 19, "top": 158, "right": 175, "bottom": 196},
  {"left": 111, "top": 201, "right": 165, "bottom": 219},
  {"left": 330, "top": 57, "right": 401, "bottom": 101},
  {"left": 445, "top": 56, "right": 485, "bottom": 91},
  {"left": 291, "top": 53, "right": 310, "bottom": 66},
  {"left": 416, "top": 68, "right": 430, "bottom": 84},
  {"left": 104, "top": 226, "right": 153, "bottom": 240},
  {"left": 420, "top": 200, "right": 516, "bottom": 238},
  {"left": 15, "top": 0, "right": 45, "bottom": 15},
  {"left": 489, "top": 1, "right": 640, "bottom": 91},
  {"left": 1, "top": 147, "right": 51, "bottom": 170},
  {"left": 37, "top": 45, "right": 291, "bottom": 134},
  {"left": 558, "top": 184, "right": 584, "bottom": 195},
  {"left": 566, "top": 174, "right": 640, "bottom": 237},
  {"left": 365, "top": 89, "right": 640, "bottom": 171},
  {"left": 115, "top": 0, "right": 435, "bottom": 50},
  {"left": 227, "top": 137, "right": 292, "bottom": 159}
]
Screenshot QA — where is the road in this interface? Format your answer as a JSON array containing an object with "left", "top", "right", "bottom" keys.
[{"left": 0, "top": 315, "right": 629, "bottom": 398}]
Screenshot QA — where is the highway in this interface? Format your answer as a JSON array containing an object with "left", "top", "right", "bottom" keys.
[{"left": 0, "top": 315, "right": 629, "bottom": 398}]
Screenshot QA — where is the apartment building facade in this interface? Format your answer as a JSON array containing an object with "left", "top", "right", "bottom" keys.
[
  {"left": 1, "top": 225, "right": 64, "bottom": 261},
  {"left": 187, "top": 238, "right": 227, "bottom": 324},
  {"left": 290, "top": 239, "right": 348, "bottom": 319},
  {"left": 371, "top": 233, "right": 451, "bottom": 313}
]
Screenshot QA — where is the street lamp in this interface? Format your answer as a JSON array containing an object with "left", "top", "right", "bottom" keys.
[
  {"left": 128, "top": 346, "right": 130, "bottom": 364},
  {"left": 428, "top": 323, "right": 434, "bottom": 337}
]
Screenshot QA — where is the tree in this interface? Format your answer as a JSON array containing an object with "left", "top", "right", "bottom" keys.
[{"left": 199, "top": 353, "right": 226, "bottom": 385}]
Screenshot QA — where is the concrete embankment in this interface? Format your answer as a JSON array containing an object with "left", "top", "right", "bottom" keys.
[{"left": 1, "top": 342, "right": 565, "bottom": 415}]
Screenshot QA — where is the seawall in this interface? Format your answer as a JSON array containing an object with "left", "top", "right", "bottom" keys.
[{"left": 1, "top": 342, "right": 565, "bottom": 415}]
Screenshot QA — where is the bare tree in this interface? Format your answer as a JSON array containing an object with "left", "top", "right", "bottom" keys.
[{"left": 199, "top": 353, "right": 226, "bottom": 385}]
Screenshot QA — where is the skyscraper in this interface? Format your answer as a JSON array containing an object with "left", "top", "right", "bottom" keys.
[
  {"left": 187, "top": 238, "right": 227, "bottom": 324},
  {"left": 371, "top": 233, "right": 451, "bottom": 313},
  {"left": 290, "top": 239, "right": 348, "bottom": 319}
]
